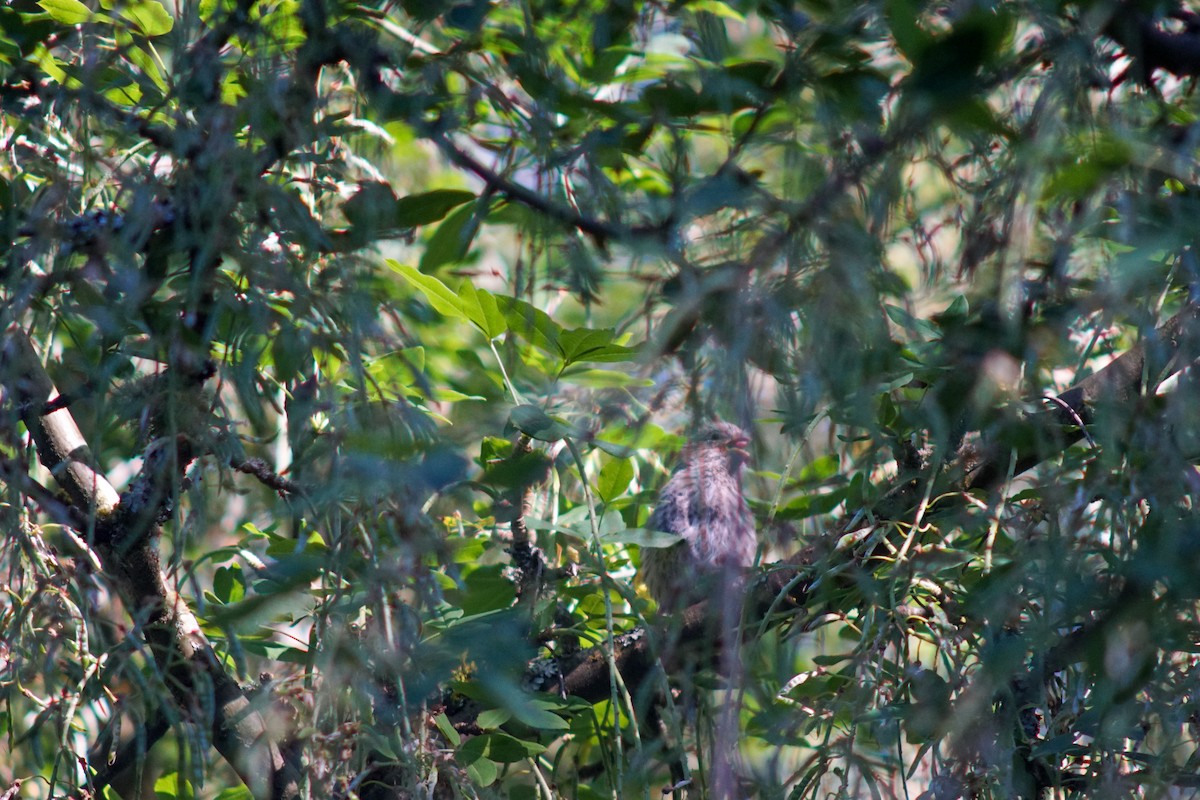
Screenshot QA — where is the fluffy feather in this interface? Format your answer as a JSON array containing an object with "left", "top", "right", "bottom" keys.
[{"left": 641, "top": 421, "right": 756, "bottom": 610}]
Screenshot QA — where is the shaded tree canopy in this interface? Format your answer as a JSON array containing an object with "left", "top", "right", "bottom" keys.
[{"left": 4, "top": 0, "right": 1200, "bottom": 798}]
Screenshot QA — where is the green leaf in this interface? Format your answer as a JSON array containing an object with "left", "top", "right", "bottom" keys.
[
  {"left": 512, "top": 698, "right": 570, "bottom": 731},
  {"left": 388, "top": 261, "right": 466, "bottom": 320},
  {"left": 121, "top": 0, "right": 172, "bottom": 35},
  {"left": 212, "top": 564, "right": 245, "bottom": 604},
  {"left": 884, "top": 304, "right": 939, "bottom": 339},
  {"left": 394, "top": 188, "right": 475, "bottom": 226},
  {"left": 559, "top": 326, "right": 641, "bottom": 364},
  {"left": 593, "top": 438, "right": 636, "bottom": 458},
  {"left": 495, "top": 295, "right": 562, "bottom": 355},
  {"left": 213, "top": 788, "right": 253, "bottom": 800},
  {"left": 460, "top": 282, "right": 507, "bottom": 339},
  {"left": 462, "top": 751, "right": 498, "bottom": 786},
  {"left": 811, "top": 653, "right": 852, "bottom": 666},
  {"left": 153, "top": 773, "right": 195, "bottom": 800},
  {"left": 462, "top": 732, "right": 546, "bottom": 763},
  {"left": 105, "top": 82, "right": 142, "bottom": 105},
  {"left": 255, "top": 0, "right": 303, "bottom": 47},
  {"left": 477, "top": 708, "right": 512, "bottom": 730},
  {"left": 420, "top": 202, "right": 478, "bottom": 271},
  {"left": 545, "top": 507, "right": 626, "bottom": 541},
  {"left": 344, "top": 181, "right": 400, "bottom": 241},
  {"left": 271, "top": 327, "right": 311, "bottom": 383},
  {"left": 597, "top": 508, "right": 625, "bottom": 535},
  {"left": 688, "top": 0, "right": 745, "bottom": 22},
  {"left": 776, "top": 489, "right": 847, "bottom": 520},
  {"left": 38, "top": 0, "right": 91, "bottom": 24},
  {"left": 434, "top": 713, "right": 462, "bottom": 746},
  {"left": 231, "top": 344, "right": 268, "bottom": 433},
  {"left": 399, "top": 0, "right": 440, "bottom": 22},
  {"left": 458, "top": 565, "right": 516, "bottom": 616},
  {"left": 510, "top": 405, "right": 579, "bottom": 442},
  {"left": 884, "top": 0, "right": 931, "bottom": 61},
  {"left": 560, "top": 367, "right": 654, "bottom": 388},
  {"left": 123, "top": 41, "right": 167, "bottom": 92},
  {"left": 604, "top": 528, "right": 684, "bottom": 548},
  {"left": 596, "top": 457, "right": 633, "bottom": 503},
  {"left": 481, "top": 448, "right": 552, "bottom": 490},
  {"left": 939, "top": 294, "right": 969, "bottom": 320},
  {"left": 392, "top": 345, "right": 425, "bottom": 375},
  {"left": 795, "top": 454, "right": 840, "bottom": 483},
  {"left": 559, "top": 326, "right": 613, "bottom": 362},
  {"left": 880, "top": 371, "right": 914, "bottom": 392},
  {"left": 1029, "top": 733, "right": 1083, "bottom": 759},
  {"left": 433, "top": 387, "right": 486, "bottom": 402},
  {"left": 520, "top": 517, "right": 587, "bottom": 541}
]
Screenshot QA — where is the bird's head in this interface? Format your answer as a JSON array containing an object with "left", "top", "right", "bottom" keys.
[{"left": 692, "top": 421, "right": 752, "bottom": 471}]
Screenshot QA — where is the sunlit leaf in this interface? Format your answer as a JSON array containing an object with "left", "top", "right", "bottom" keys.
[
  {"left": 689, "top": 0, "right": 744, "bottom": 22},
  {"left": 389, "top": 261, "right": 467, "bottom": 320},
  {"left": 38, "top": 0, "right": 91, "bottom": 24},
  {"left": 596, "top": 456, "right": 634, "bottom": 503},
  {"left": 560, "top": 367, "right": 654, "bottom": 387},
  {"left": 153, "top": 773, "right": 195, "bottom": 800},
  {"left": 495, "top": 295, "right": 563, "bottom": 354},
  {"left": 460, "top": 281, "right": 507, "bottom": 340},
  {"left": 559, "top": 326, "right": 641, "bottom": 364},
  {"left": 121, "top": 0, "right": 172, "bottom": 35},
  {"left": 434, "top": 713, "right": 461, "bottom": 746}
]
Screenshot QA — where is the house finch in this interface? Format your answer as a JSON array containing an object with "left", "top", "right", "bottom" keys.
[{"left": 641, "top": 421, "right": 756, "bottom": 610}]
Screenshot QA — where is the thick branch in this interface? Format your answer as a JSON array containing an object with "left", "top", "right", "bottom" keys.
[
  {"left": 1, "top": 328, "right": 299, "bottom": 800},
  {"left": 2, "top": 331, "right": 121, "bottom": 515}
]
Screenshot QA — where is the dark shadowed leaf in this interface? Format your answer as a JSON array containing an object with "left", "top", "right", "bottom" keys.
[
  {"left": 394, "top": 188, "right": 476, "bottom": 227},
  {"left": 510, "top": 405, "right": 580, "bottom": 442}
]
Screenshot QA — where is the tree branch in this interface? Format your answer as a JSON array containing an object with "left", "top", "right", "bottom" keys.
[
  {"left": 424, "top": 130, "right": 669, "bottom": 249},
  {"left": 0, "top": 326, "right": 300, "bottom": 800},
  {"left": 231, "top": 456, "right": 301, "bottom": 496}
]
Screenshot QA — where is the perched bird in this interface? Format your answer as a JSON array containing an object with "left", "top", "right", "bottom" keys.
[{"left": 641, "top": 421, "right": 757, "bottom": 610}]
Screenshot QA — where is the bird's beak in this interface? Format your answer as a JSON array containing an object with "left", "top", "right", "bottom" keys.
[{"left": 732, "top": 434, "right": 751, "bottom": 461}]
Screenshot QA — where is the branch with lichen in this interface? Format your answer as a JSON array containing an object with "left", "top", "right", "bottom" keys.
[{"left": 0, "top": 326, "right": 300, "bottom": 800}]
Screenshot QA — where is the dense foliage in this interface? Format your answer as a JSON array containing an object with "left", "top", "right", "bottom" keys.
[{"left": 4, "top": 0, "right": 1200, "bottom": 797}]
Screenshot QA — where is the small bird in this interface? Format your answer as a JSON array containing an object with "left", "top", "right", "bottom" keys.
[{"left": 641, "top": 421, "right": 757, "bottom": 610}]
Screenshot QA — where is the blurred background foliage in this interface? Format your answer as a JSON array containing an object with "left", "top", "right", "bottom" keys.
[{"left": 3, "top": 0, "right": 1200, "bottom": 797}]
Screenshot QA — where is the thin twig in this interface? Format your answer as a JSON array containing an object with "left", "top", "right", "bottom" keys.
[{"left": 231, "top": 456, "right": 301, "bottom": 495}]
